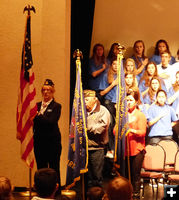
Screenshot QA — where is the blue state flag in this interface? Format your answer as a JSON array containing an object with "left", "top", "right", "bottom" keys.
[
  {"left": 66, "top": 57, "right": 88, "bottom": 189},
  {"left": 114, "top": 55, "right": 129, "bottom": 177}
]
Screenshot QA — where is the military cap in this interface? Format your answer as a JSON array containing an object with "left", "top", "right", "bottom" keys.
[
  {"left": 83, "top": 90, "right": 96, "bottom": 98},
  {"left": 43, "top": 79, "right": 54, "bottom": 87}
]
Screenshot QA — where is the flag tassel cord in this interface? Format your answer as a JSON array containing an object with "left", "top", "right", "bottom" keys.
[{"left": 113, "top": 44, "right": 131, "bottom": 182}]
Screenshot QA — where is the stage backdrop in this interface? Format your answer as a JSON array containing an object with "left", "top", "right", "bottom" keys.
[
  {"left": 0, "top": 0, "right": 70, "bottom": 187},
  {"left": 91, "top": 0, "right": 179, "bottom": 58}
]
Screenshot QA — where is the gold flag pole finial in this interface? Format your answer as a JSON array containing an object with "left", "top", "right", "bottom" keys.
[
  {"left": 73, "top": 49, "right": 83, "bottom": 60},
  {"left": 23, "top": 5, "right": 36, "bottom": 16},
  {"left": 73, "top": 49, "right": 83, "bottom": 70},
  {"left": 117, "top": 43, "right": 126, "bottom": 56}
]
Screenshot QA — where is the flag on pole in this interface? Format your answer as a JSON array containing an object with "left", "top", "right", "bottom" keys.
[
  {"left": 114, "top": 53, "right": 129, "bottom": 177},
  {"left": 66, "top": 54, "right": 88, "bottom": 189},
  {"left": 16, "top": 14, "right": 37, "bottom": 168}
]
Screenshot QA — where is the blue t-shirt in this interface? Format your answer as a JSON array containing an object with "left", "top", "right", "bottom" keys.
[
  {"left": 168, "top": 87, "right": 179, "bottom": 111},
  {"left": 131, "top": 55, "right": 145, "bottom": 82},
  {"left": 148, "top": 104, "right": 178, "bottom": 137},
  {"left": 99, "top": 72, "right": 117, "bottom": 102},
  {"left": 150, "top": 55, "right": 176, "bottom": 65},
  {"left": 139, "top": 79, "right": 167, "bottom": 94},
  {"left": 139, "top": 80, "right": 148, "bottom": 93},
  {"left": 88, "top": 59, "right": 107, "bottom": 91},
  {"left": 143, "top": 93, "right": 156, "bottom": 105}
]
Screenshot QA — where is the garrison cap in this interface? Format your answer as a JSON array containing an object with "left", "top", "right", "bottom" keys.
[
  {"left": 83, "top": 90, "right": 96, "bottom": 98},
  {"left": 43, "top": 79, "right": 54, "bottom": 87}
]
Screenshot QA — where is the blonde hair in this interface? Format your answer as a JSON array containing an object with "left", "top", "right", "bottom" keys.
[{"left": 124, "top": 58, "right": 136, "bottom": 74}]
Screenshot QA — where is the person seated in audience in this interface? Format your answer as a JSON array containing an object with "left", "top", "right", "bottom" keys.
[
  {"left": 124, "top": 58, "right": 138, "bottom": 85},
  {"left": 143, "top": 76, "right": 162, "bottom": 109},
  {"left": 106, "top": 43, "right": 120, "bottom": 66},
  {"left": 125, "top": 90, "right": 147, "bottom": 199},
  {"left": 157, "top": 51, "right": 178, "bottom": 92},
  {"left": 32, "top": 168, "right": 59, "bottom": 200},
  {"left": 147, "top": 89, "right": 178, "bottom": 144},
  {"left": 104, "top": 176, "right": 133, "bottom": 200},
  {"left": 0, "top": 176, "right": 12, "bottom": 200},
  {"left": 131, "top": 40, "right": 148, "bottom": 81},
  {"left": 87, "top": 186, "right": 105, "bottom": 200},
  {"left": 88, "top": 43, "right": 107, "bottom": 103},
  {"left": 150, "top": 39, "right": 176, "bottom": 65},
  {"left": 99, "top": 58, "right": 118, "bottom": 157}
]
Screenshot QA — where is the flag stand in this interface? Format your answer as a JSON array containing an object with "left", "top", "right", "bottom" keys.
[{"left": 14, "top": 168, "right": 36, "bottom": 198}]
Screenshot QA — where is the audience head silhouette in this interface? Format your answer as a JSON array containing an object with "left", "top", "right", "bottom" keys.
[
  {"left": 87, "top": 186, "right": 105, "bottom": 200},
  {"left": 0, "top": 176, "right": 12, "bottom": 200},
  {"left": 105, "top": 176, "right": 133, "bottom": 200},
  {"left": 34, "top": 168, "right": 59, "bottom": 198}
]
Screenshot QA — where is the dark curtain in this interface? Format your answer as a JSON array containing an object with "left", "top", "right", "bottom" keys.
[{"left": 70, "top": 0, "right": 95, "bottom": 114}]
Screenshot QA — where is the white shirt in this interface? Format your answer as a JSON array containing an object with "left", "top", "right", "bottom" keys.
[
  {"left": 157, "top": 63, "right": 178, "bottom": 91},
  {"left": 87, "top": 102, "right": 97, "bottom": 116},
  {"left": 39, "top": 99, "right": 53, "bottom": 115}
]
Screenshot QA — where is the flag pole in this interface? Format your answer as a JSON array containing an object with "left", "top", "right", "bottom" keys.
[
  {"left": 113, "top": 44, "right": 127, "bottom": 176},
  {"left": 21, "top": 5, "right": 35, "bottom": 198},
  {"left": 64, "top": 49, "right": 88, "bottom": 199},
  {"left": 74, "top": 50, "right": 86, "bottom": 200},
  {"left": 29, "top": 168, "right": 32, "bottom": 198},
  {"left": 114, "top": 43, "right": 125, "bottom": 163},
  {"left": 81, "top": 174, "right": 85, "bottom": 200}
]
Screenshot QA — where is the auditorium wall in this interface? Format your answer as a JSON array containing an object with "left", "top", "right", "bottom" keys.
[
  {"left": 91, "top": 0, "right": 179, "bottom": 58},
  {"left": 0, "top": 0, "right": 70, "bottom": 187}
]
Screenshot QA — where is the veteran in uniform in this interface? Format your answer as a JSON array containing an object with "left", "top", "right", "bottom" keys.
[
  {"left": 33, "top": 79, "right": 62, "bottom": 188},
  {"left": 84, "top": 90, "right": 110, "bottom": 188}
]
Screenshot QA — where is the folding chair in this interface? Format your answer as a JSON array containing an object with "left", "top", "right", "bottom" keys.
[
  {"left": 168, "top": 150, "right": 179, "bottom": 184},
  {"left": 140, "top": 144, "right": 166, "bottom": 199},
  {"left": 158, "top": 139, "right": 178, "bottom": 180}
]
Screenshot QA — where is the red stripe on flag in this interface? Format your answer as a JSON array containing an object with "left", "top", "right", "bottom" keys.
[
  {"left": 20, "top": 71, "right": 35, "bottom": 92},
  {"left": 21, "top": 136, "right": 34, "bottom": 160},
  {"left": 18, "top": 88, "right": 36, "bottom": 122},
  {"left": 21, "top": 118, "right": 34, "bottom": 142},
  {"left": 17, "top": 87, "right": 36, "bottom": 142}
]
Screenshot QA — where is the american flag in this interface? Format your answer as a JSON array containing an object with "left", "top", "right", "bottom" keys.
[{"left": 16, "top": 14, "right": 37, "bottom": 168}]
